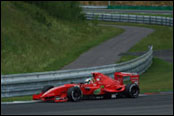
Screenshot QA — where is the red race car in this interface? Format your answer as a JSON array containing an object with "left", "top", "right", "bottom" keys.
[{"left": 33, "top": 72, "right": 140, "bottom": 102}]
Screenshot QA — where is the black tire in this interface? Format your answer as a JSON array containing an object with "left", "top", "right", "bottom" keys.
[
  {"left": 67, "top": 86, "right": 82, "bottom": 102},
  {"left": 124, "top": 83, "right": 140, "bottom": 98},
  {"left": 42, "top": 85, "right": 54, "bottom": 93},
  {"left": 103, "top": 93, "right": 112, "bottom": 99}
]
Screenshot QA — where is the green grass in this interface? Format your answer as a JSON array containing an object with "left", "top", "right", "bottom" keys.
[
  {"left": 1, "top": 96, "right": 32, "bottom": 102},
  {"left": 140, "top": 57, "right": 173, "bottom": 93},
  {"left": 1, "top": 2, "right": 124, "bottom": 74},
  {"left": 117, "top": 55, "right": 138, "bottom": 63}
]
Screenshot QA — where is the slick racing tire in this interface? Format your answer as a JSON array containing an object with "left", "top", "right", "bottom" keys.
[
  {"left": 124, "top": 83, "right": 139, "bottom": 98},
  {"left": 41, "top": 85, "right": 54, "bottom": 93},
  {"left": 67, "top": 86, "right": 82, "bottom": 102}
]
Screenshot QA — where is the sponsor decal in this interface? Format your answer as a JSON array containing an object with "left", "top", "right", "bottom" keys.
[{"left": 93, "top": 88, "right": 101, "bottom": 95}]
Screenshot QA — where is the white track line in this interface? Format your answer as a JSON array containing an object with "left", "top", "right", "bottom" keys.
[{"left": 1, "top": 100, "right": 42, "bottom": 105}]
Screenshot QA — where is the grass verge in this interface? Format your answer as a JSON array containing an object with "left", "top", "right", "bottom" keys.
[
  {"left": 140, "top": 57, "right": 173, "bottom": 93},
  {"left": 1, "top": 2, "right": 124, "bottom": 74},
  {"left": 1, "top": 96, "right": 32, "bottom": 102}
]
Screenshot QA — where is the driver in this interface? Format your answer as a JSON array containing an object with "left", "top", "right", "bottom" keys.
[{"left": 84, "top": 77, "right": 94, "bottom": 84}]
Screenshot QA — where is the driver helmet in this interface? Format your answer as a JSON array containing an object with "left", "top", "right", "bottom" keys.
[{"left": 85, "top": 78, "right": 92, "bottom": 84}]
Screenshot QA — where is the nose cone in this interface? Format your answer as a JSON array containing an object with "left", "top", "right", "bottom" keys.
[
  {"left": 41, "top": 92, "right": 55, "bottom": 98},
  {"left": 41, "top": 88, "right": 56, "bottom": 98}
]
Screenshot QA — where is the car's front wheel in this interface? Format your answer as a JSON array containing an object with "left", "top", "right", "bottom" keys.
[{"left": 67, "top": 86, "right": 82, "bottom": 102}]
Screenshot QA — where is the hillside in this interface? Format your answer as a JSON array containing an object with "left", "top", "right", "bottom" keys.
[{"left": 1, "top": 1, "right": 124, "bottom": 74}]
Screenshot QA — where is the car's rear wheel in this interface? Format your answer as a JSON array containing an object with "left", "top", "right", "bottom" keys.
[
  {"left": 124, "top": 83, "right": 139, "bottom": 98},
  {"left": 67, "top": 86, "right": 82, "bottom": 102},
  {"left": 42, "top": 85, "right": 54, "bottom": 93}
]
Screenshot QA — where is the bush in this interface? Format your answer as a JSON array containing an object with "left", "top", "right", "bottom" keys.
[{"left": 26, "top": 1, "right": 85, "bottom": 22}]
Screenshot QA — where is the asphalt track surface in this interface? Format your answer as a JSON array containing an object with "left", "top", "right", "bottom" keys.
[
  {"left": 83, "top": 8, "right": 173, "bottom": 15},
  {"left": 1, "top": 94, "right": 173, "bottom": 115},
  {"left": 62, "top": 24, "right": 154, "bottom": 70}
]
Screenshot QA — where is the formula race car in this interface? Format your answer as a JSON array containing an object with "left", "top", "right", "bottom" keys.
[{"left": 33, "top": 72, "right": 140, "bottom": 102}]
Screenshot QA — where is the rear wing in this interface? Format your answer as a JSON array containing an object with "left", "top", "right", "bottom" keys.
[{"left": 114, "top": 72, "right": 139, "bottom": 85}]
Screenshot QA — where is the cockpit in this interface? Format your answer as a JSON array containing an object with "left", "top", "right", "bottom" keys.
[{"left": 84, "top": 77, "right": 94, "bottom": 84}]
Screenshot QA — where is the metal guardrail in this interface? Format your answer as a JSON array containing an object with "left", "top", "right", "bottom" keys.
[
  {"left": 85, "top": 13, "right": 173, "bottom": 26},
  {"left": 80, "top": 5, "right": 108, "bottom": 9},
  {"left": 1, "top": 46, "right": 153, "bottom": 98}
]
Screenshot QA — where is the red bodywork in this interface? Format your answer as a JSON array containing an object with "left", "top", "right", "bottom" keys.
[{"left": 33, "top": 72, "right": 139, "bottom": 102}]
